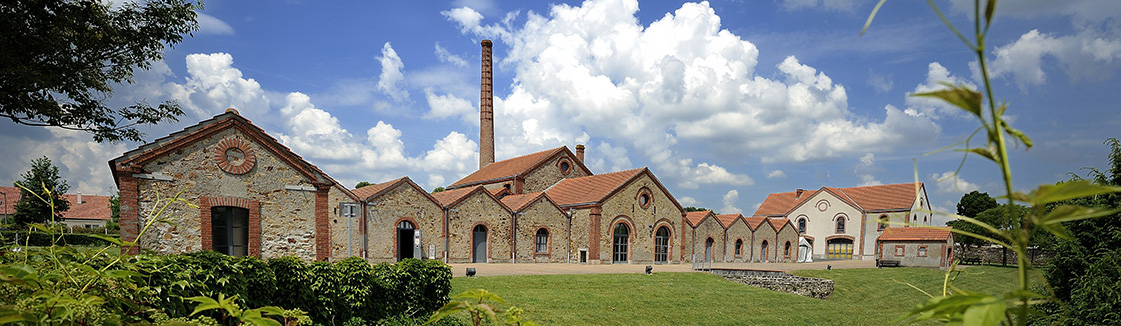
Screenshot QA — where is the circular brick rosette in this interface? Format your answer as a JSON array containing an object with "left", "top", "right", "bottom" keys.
[{"left": 213, "top": 137, "right": 256, "bottom": 175}]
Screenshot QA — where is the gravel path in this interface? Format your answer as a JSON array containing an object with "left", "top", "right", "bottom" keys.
[{"left": 447, "top": 259, "right": 876, "bottom": 277}]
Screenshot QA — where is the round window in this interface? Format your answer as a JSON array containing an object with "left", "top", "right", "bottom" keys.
[
  {"left": 560, "top": 161, "right": 570, "bottom": 173},
  {"left": 225, "top": 147, "right": 246, "bottom": 166},
  {"left": 640, "top": 194, "right": 650, "bottom": 206}
]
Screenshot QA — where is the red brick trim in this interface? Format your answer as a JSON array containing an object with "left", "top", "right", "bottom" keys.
[
  {"left": 652, "top": 221, "right": 674, "bottom": 263},
  {"left": 733, "top": 238, "right": 744, "bottom": 258},
  {"left": 117, "top": 174, "right": 140, "bottom": 255},
  {"left": 315, "top": 185, "right": 330, "bottom": 261},
  {"left": 635, "top": 187, "right": 654, "bottom": 209},
  {"left": 761, "top": 239, "right": 771, "bottom": 262},
  {"left": 392, "top": 217, "right": 420, "bottom": 261},
  {"left": 825, "top": 234, "right": 856, "bottom": 242},
  {"left": 589, "top": 206, "right": 601, "bottom": 260},
  {"left": 783, "top": 240, "right": 792, "bottom": 259},
  {"left": 609, "top": 217, "right": 635, "bottom": 264},
  {"left": 918, "top": 245, "right": 929, "bottom": 257},
  {"left": 556, "top": 157, "right": 574, "bottom": 176},
  {"left": 212, "top": 137, "right": 256, "bottom": 175},
  {"left": 895, "top": 245, "right": 905, "bottom": 257},
  {"left": 532, "top": 226, "right": 552, "bottom": 255},
  {"left": 199, "top": 196, "right": 261, "bottom": 258}
]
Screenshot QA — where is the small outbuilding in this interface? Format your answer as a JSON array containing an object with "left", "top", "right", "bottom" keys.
[{"left": 875, "top": 227, "right": 954, "bottom": 268}]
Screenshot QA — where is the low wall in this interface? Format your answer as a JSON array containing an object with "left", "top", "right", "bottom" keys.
[
  {"left": 956, "top": 245, "right": 1054, "bottom": 266},
  {"left": 710, "top": 268, "right": 834, "bottom": 299}
]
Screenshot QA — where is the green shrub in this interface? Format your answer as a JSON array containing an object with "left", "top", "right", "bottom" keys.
[{"left": 0, "top": 230, "right": 117, "bottom": 247}]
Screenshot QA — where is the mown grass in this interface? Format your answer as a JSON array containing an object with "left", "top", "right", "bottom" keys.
[{"left": 450, "top": 266, "right": 1028, "bottom": 325}]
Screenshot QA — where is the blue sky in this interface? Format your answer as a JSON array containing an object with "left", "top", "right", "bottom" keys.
[{"left": 3, "top": 0, "right": 1120, "bottom": 224}]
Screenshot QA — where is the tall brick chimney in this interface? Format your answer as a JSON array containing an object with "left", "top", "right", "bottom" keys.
[
  {"left": 575, "top": 144, "right": 585, "bottom": 163},
  {"left": 480, "top": 39, "right": 495, "bottom": 169}
]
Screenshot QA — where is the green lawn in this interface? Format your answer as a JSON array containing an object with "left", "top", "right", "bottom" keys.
[{"left": 450, "top": 266, "right": 1026, "bottom": 325}]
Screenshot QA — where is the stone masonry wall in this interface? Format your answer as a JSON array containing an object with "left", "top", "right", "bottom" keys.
[
  {"left": 776, "top": 223, "right": 799, "bottom": 263},
  {"left": 725, "top": 220, "right": 750, "bottom": 262},
  {"left": 135, "top": 128, "right": 319, "bottom": 261},
  {"left": 522, "top": 154, "right": 590, "bottom": 193},
  {"left": 364, "top": 183, "right": 443, "bottom": 262},
  {"left": 447, "top": 191, "right": 511, "bottom": 263},
  {"left": 329, "top": 186, "right": 359, "bottom": 261},
  {"left": 597, "top": 173, "right": 683, "bottom": 264},
  {"left": 692, "top": 217, "right": 724, "bottom": 263},
  {"left": 751, "top": 224, "right": 777, "bottom": 263},
  {"left": 710, "top": 268, "right": 834, "bottom": 300},
  {"left": 514, "top": 198, "right": 569, "bottom": 263}
]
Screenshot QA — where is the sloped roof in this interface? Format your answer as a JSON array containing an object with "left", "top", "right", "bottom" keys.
[
  {"left": 60, "top": 194, "right": 112, "bottom": 221},
  {"left": 430, "top": 186, "right": 478, "bottom": 207},
  {"left": 743, "top": 216, "right": 770, "bottom": 231},
  {"left": 878, "top": 226, "right": 952, "bottom": 241},
  {"left": 352, "top": 177, "right": 406, "bottom": 200},
  {"left": 685, "top": 210, "right": 715, "bottom": 227},
  {"left": 500, "top": 192, "right": 540, "bottom": 211},
  {"left": 715, "top": 214, "right": 742, "bottom": 228},
  {"left": 753, "top": 182, "right": 924, "bottom": 216},
  {"left": 545, "top": 168, "right": 643, "bottom": 206},
  {"left": 766, "top": 218, "right": 793, "bottom": 231},
  {"left": 109, "top": 111, "right": 358, "bottom": 201},
  {"left": 448, "top": 146, "right": 592, "bottom": 189}
]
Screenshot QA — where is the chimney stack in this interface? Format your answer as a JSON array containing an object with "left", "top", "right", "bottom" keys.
[
  {"left": 575, "top": 144, "right": 585, "bottom": 163},
  {"left": 479, "top": 39, "right": 495, "bottom": 169},
  {"left": 77, "top": 191, "right": 83, "bottom": 204},
  {"left": 795, "top": 189, "right": 804, "bottom": 198}
]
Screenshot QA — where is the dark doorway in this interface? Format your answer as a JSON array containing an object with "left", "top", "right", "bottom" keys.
[
  {"left": 472, "top": 225, "right": 487, "bottom": 263},
  {"left": 761, "top": 240, "right": 769, "bottom": 262},
  {"left": 654, "top": 226, "right": 670, "bottom": 264},
  {"left": 397, "top": 221, "right": 415, "bottom": 261},
  {"left": 211, "top": 206, "right": 249, "bottom": 257},
  {"left": 612, "top": 223, "right": 629, "bottom": 263},
  {"left": 704, "top": 238, "right": 714, "bottom": 262}
]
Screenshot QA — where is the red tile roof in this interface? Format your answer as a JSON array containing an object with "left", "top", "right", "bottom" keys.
[
  {"left": 500, "top": 192, "right": 541, "bottom": 211},
  {"left": 449, "top": 146, "right": 592, "bottom": 189},
  {"left": 766, "top": 218, "right": 792, "bottom": 231},
  {"left": 715, "top": 214, "right": 742, "bottom": 228},
  {"left": 0, "top": 186, "right": 19, "bottom": 215},
  {"left": 743, "top": 216, "right": 769, "bottom": 231},
  {"left": 878, "top": 227, "right": 952, "bottom": 241},
  {"left": 753, "top": 183, "right": 923, "bottom": 216},
  {"left": 685, "top": 210, "right": 714, "bottom": 227},
  {"left": 60, "top": 194, "right": 112, "bottom": 221},
  {"left": 545, "top": 168, "right": 643, "bottom": 206},
  {"left": 430, "top": 186, "right": 478, "bottom": 207},
  {"left": 352, "top": 177, "right": 407, "bottom": 200}
]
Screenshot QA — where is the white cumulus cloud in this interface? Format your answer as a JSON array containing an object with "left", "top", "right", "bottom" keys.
[{"left": 721, "top": 189, "right": 742, "bottom": 214}]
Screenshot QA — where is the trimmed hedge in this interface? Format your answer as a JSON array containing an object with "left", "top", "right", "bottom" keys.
[
  {"left": 0, "top": 230, "right": 117, "bottom": 247},
  {"left": 137, "top": 252, "right": 452, "bottom": 325}
]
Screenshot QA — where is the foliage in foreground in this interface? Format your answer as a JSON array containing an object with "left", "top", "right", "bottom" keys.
[{"left": 864, "top": 0, "right": 1121, "bottom": 325}]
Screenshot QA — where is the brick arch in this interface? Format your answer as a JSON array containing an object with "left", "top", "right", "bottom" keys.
[
  {"left": 532, "top": 225, "right": 553, "bottom": 255},
  {"left": 392, "top": 217, "right": 421, "bottom": 261},
  {"left": 833, "top": 213, "right": 850, "bottom": 221},
  {"left": 200, "top": 196, "right": 261, "bottom": 258},
  {"left": 825, "top": 235, "right": 855, "bottom": 242}
]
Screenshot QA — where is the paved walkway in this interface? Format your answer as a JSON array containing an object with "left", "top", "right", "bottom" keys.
[{"left": 447, "top": 259, "right": 876, "bottom": 277}]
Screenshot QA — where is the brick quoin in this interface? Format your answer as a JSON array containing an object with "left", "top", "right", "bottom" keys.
[
  {"left": 315, "top": 185, "right": 331, "bottom": 261},
  {"left": 116, "top": 174, "right": 140, "bottom": 255},
  {"left": 589, "top": 206, "right": 601, "bottom": 261}
]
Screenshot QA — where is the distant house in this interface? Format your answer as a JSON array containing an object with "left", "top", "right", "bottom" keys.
[
  {"left": 0, "top": 186, "right": 17, "bottom": 223},
  {"left": 59, "top": 193, "right": 112, "bottom": 229},
  {"left": 876, "top": 227, "right": 954, "bottom": 268}
]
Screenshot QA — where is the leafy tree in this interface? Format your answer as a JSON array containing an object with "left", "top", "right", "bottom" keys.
[
  {"left": 12, "top": 156, "right": 70, "bottom": 225},
  {"left": 684, "top": 206, "right": 709, "bottom": 212},
  {"left": 956, "top": 190, "right": 999, "bottom": 218},
  {"left": 0, "top": 0, "right": 200, "bottom": 142},
  {"left": 1037, "top": 138, "right": 1121, "bottom": 325},
  {"left": 355, "top": 181, "right": 373, "bottom": 189},
  {"left": 432, "top": 187, "right": 446, "bottom": 193}
]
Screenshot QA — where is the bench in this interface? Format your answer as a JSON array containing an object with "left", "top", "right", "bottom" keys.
[
  {"left": 877, "top": 259, "right": 901, "bottom": 268},
  {"left": 960, "top": 257, "right": 982, "bottom": 265}
]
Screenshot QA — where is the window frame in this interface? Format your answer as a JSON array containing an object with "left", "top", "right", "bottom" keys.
[
  {"left": 835, "top": 218, "right": 845, "bottom": 233},
  {"left": 534, "top": 228, "right": 549, "bottom": 254},
  {"left": 918, "top": 245, "right": 928, "bottom": 257},
  {"left": 894, "top": 245, "right": 905, "bottom": 257}
]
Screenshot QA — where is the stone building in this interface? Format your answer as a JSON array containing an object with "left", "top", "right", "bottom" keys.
[
  {"left": 110, "top": 110, "right": 360, "bottom": 261},
  {"left": 682, "top": 211, "right": 799, "bottom": 264},
  {"left": 876, "top": 227, "right": 954, "bottom": 268},
  {"left": 501, "top": 192, "right": 570, "bottom": 263},
  {"left": 754, "top": 183, "right": 932, "bottom": 261},
  {"left": 352, "top": 176, "right": 442, "bottom": 261}
]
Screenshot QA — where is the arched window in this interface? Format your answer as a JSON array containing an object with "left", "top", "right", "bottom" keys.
[
  {"left": 704, "top": 238, "right": 714, "bottom": 262},
  {"left": 797, "top": 218, "right": 807, "bottom": 233},
  {"left": 784, "top": 241, "right": 791, "bottom": 259},
  {"left": 878, "top": 214, "right": 888, "bottom": 231},
  {"left": 735, "top": 239, "right": 743, "bottom": 256},
  {"left": 612, "top": 223, "right": 630, "bottom": 263},
  {"left": 535, "top": 228, "right": 549, "bottom": 253},
  {"left": 761, "top": 240, "right": 770, "bottom": 262},
  {"left": 835, "top": 218, "right": 845, "bottom": 233},
  {"left": 923, "top": 216, "right": 928, "bottom": 223},
  {"left": 397, "top": 220, "right": 416, "bottom": 261},
  {"left": 654, "top": 226, "right": 670, "bottom": 264}
]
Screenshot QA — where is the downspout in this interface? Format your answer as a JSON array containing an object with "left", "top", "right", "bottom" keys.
[{"left": 361, "top": 200, "right": 368, "bottom": 259}]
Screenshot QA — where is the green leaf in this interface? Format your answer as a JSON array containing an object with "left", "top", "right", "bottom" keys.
[
  {"left": 185, "top": 296, "right": 221, "bottom": 316},
  {"left": 984, "top": 0, "right": 998, "bottom": 26},
  {"left": 860, "top": 0, "right": 890, "bottom": 36},
  {"left": 1001, "top": 121, "right": 1033, "bottom": 149},
  {"left": 962, "top": 296, "right": 1005, "bottom": 326},
  {"left": 1040, "top": 205, "right": 1121, "bottom": 225},
  {"left": 959, "top": 147, "right": 997, "bottom": 162},
  {"left": 425, "top": 301, "right": 469, "bottom": 325},
  {"left": 88, "top": 234, "right": 124, "bottom": 246},
  {"left": 241, "top": 316, "right": 283, "bottom": 326},
  {"left": 913, "top": 83, "right": 983, "bottom": 118},
  {"left": 0, "top": 312, "right": 26, "bottom": 324},
  {"left": 1039, "top": 222, "right": 1075, "bottom": 241},
  {"left": 104, "top": 269, "right": 144, "bottom": 280},
  {"left": 1031, "top": 181, "right": 1121, "bottom": 206}
]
